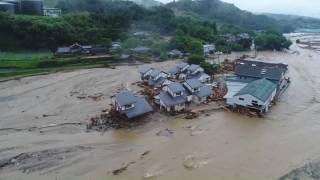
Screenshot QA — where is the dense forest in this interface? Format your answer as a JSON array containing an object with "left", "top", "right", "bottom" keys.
[
  {"left": 167, "top": 0, "right": 295, "bottom": 33},
  {"left": 0, "top": 0, "right": 293, "bottom": 52}
]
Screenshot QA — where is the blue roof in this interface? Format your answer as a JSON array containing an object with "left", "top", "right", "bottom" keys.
[
  {"left": 194, "top": 85, "right": 213, "bottom": 98},
  {"left": 159, "top": 91, "right": 187, "bottom": 106},
  {"left": 139, "top": 65, "right": 153, "bottom": 74},
  {"left": 188, "top": 64, "right": 201, "bottom": 72},
  {"left": 168, "top": 67, "right": 179, "bottom": 75},
  {"left": 148, "top": 77, "right": 166, "bottom": 87},
  {"left": 185, "top": 79, "right": 203, "bottom": 89},
  {"left": 115, "top": 91, "right": 153, "bottom": 119},
  {"left": 177, "top": 62, "right": 189, "bottom": 69},
  {"left": 150, "top": 69, "right": 161, "bottom": 78},
  {"left": 168, "top": 82, "right": 185, "bottom": 93},
  {"left": 115, "top": 92, "right": 137, "bottom": 106}
]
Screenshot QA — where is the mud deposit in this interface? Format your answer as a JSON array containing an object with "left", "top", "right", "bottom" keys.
[{"left": 1, "top": 34, "right": 320, "bottom": 179}]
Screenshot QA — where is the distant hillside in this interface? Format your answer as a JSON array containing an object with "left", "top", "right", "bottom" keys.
[
  {"left": 167, "top": 0, "right": 292, "bottom": 32},
  {"left": 44, "top": 0, "right": 163, "bottom": 8},
  {"left": 263, "top": 13, "right": 320, "bottom": 30}
]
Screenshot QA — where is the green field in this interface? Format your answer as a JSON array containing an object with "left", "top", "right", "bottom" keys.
[{"left": 0, "top": 52, "right": 113, "bottom": 80}]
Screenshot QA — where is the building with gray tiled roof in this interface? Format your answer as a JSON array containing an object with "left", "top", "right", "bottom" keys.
[{"left": 113, "top": 91, "right": 153, "bottom": 119}]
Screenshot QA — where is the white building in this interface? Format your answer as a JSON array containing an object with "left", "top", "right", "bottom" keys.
[
  {"left": 203, "top": 44, "right": 216, "bottom": 57},
  {"left": 225, "top": 78, "right": 277, "bottom": 113}
]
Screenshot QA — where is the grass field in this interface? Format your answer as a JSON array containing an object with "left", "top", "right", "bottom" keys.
[
  {"left": 0, "top": 51, "right": 113, "bottom": 80},
  {"left": 0, "top": 52, "right": 52, "bottom": 68}
]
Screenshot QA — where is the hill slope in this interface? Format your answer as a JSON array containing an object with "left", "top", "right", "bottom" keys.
[
  {"left": 167, "top": 0, "right": 292, "bottom": 32},
  {"left": 263, "top": 13, "right": 320, "bottom": 31},
  {"left": 44, "top": 0, "right": 163, "bottom": 8}
]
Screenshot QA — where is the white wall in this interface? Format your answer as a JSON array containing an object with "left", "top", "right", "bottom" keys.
[{"left": 226, "top": 88, "right": 277, "bottom": 112}]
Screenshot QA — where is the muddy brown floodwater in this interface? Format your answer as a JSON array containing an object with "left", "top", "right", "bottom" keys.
[{"left": 1, "top": 34, "right": 320, "bottom": 180}]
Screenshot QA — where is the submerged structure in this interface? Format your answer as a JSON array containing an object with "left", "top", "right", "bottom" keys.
[
  {"left": 225, "top": 78, "right": 277, "bottom": 113},
  {"left": 224, "top": 59, "right": 290, "bottom": 113},
  {"left": 112, "top": 91, "right": 153, "bottom": 119}
]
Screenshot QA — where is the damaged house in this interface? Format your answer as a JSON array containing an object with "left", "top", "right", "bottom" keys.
[
  {"left": 225, "top": 78, "right": 277, "bottom": 113},
  {"left": 183, "top": 79, "right": 213, "bottom": 104},
  {"left": 112, "top": 91, "right": 153, "bottom": 119},
  {"left": 156, "top": 82, "right": 188, "bottom": 112}
]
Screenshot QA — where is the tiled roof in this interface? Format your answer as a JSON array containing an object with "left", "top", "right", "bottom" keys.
[
  {"left": 235, "top": 79, "right": 277, "bottom": 102},
  {"left": 159, "top": 91, "right": 187, "bottom": 106},
  {"left": 115, "top": 91, "right": 152, "bottom": 119},
  {"left": 168, "top": 82, "right": 185, "bottom": 93}
]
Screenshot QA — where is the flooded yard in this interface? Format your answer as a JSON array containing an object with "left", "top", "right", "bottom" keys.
[{"left": 1, "top": 34, "right": 320, "bottom": 179}]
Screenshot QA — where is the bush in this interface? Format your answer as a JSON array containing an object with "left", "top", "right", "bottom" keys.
[
  {"left": 200, "top": 62, "right": 220, "bottom": 74},
  {"left": 255, "top": 32, "right": 292, "bottom": 51},
  {"left": 188, "top": 54, "right": 205, "bottom": 64}
]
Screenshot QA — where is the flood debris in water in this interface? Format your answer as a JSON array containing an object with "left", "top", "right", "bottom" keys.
[{"left": 112, "top": 150, "right": 151, "bottom": 175}]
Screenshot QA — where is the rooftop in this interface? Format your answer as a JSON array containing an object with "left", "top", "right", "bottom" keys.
[
  {"left": 185, "top": 79, "right": 203, "bottom": 89},
  {"left": 235, "top": 64, "right": 286, "bottom": 81},
  {"left": 235, "top": 79, "right": 277, "bottom": 102},
  {"left": 149, "top": 69, "right": 162, "bottom": 78},
  {"left": 139, "top": 65, "right": 153, "bottom": 74},
  {"left": 115, "top": 91, "right": 153, "bottom": 119},
  {"left": 159, "top": 91, "right": 187, "bottom": 106},
  {"left": 115, "top": 91, "right": 137, "bottom": 107},
  {"left": 176, "top": 62, "right": 189, "bottom": 69},
  {"left": 188, "top": 64, "right": 201, "bottom": 72},
  {"left": 168, "top": 82, "right": 185, "bottom": 93},
  {"left": 194, "top": 85, "right": 213, "bottom": 98}
]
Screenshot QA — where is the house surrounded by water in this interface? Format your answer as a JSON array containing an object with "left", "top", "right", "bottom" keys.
[
  {"left": 112, "top": 91, "right": 153, "bottom": 119},
  {"left": 225, "top": 78, "right": 277, "bottom": 113}
]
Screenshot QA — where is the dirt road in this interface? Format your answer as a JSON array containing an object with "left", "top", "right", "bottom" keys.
[{"left": 1, "top": 35, "right": 320, "bottom": 180}]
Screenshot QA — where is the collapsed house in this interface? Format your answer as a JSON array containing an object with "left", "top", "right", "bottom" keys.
[{"left": 112, "top": 91, "right": 153, "bottom": 119}]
